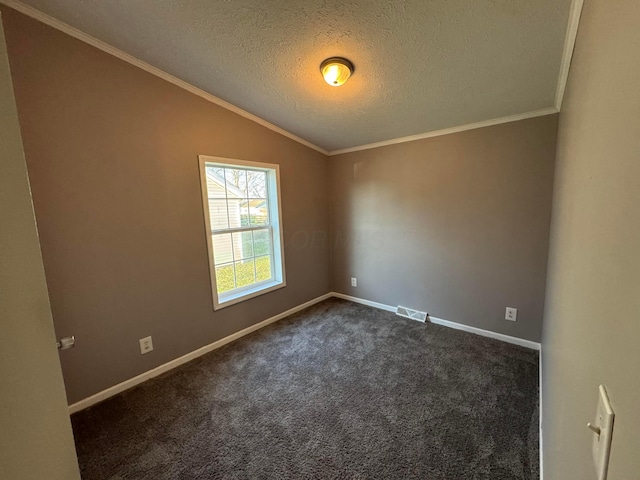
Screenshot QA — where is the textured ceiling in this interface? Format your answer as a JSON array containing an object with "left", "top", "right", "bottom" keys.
[{"left": 13, "top": 0, "right": 572, "bottom": 152}]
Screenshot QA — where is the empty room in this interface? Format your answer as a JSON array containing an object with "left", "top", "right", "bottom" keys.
[{"left": 1, "top": 0, "right": 638, "bottom": 479}]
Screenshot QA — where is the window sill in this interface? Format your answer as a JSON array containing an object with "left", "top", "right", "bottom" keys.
[{"left": 214, "top": 280, "right": 285, "bottom": 310}]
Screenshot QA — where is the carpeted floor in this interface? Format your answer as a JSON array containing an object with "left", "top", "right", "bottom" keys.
[{"left": 71, "top": 298, "right": 540, "bottom": 479}]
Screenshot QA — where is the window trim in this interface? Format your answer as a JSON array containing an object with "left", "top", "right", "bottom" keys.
[{"left": 198, "top": 155, "right": 286, "bottom": 310}]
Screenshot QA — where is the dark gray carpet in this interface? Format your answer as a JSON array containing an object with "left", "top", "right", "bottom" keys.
[{"left": 71, "top": 298, "right": 539, "bottom": 479}]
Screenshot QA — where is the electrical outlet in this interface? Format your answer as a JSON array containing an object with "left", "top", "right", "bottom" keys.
[
  {"left": 139, "top": 336, "right": 153, "bottom": 354},
  {"left": 351, "top": 277, "right": 357, "bottom": 287},
  {"left": 505, "top": 307, "right": 517, "bottom": 321}
]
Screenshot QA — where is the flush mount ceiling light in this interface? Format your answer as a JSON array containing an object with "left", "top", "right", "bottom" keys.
[{"left": 320, "top": 57, "right": 354, "bottom": 86}]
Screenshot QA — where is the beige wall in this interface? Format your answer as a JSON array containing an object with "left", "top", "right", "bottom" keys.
[
  {"left": 541, "top": 0, "right": 640, "bottom": 478},
  {"left": 330, "top": 115, "right": 558, "bottom": 342},
  {"left": 2, "top": 4, "right": 560, "bottom": 412},
  {"left": 0, "top": 14, "right": 80, "bottom": 479},
  {"left": 2, "top": 7, "right": 330, "bottom": 404},
  {"left": 5, "top": 1, "right": 639, "bottom": 476}
]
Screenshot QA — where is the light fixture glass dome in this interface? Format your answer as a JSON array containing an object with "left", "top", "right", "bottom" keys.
[{"left": 320, "top": 57, "right": 354, "bottom": 86}]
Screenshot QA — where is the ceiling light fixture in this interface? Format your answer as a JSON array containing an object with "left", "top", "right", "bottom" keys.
[{"left": 320, "top": 57, "right": 354, "bottom": 86}]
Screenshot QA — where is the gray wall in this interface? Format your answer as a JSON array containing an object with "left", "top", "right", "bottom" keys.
[
  {"left": 2, "top": 7, "right": 330, "bottom": 405},
  {"left": 0, "top": 14, "right": 80, "bottom": 479},
  {"left": 330, "top": 115, "right": 558, "bottom": 342},
  {"left": 541, "top": 0, "right": 640, "bottom": 477},
  {"left": 3, "top": 5, "right": 559, "bottom": 410}
]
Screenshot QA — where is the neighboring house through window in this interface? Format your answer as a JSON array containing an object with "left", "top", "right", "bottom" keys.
[{"left": 198, "top": 156, "right": 285, "bottom": 309}]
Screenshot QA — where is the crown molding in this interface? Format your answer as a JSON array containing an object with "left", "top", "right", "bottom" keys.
[
  {"left": 327, "top": 107, "right": 558, "bottom": 156},
  {"left": 1, "top": 0, "right": 575, "bottom": 159},
  {"left": 0, "top": 0, "right": 329, "bottom": 155},
  {"left": 555, "top": 0, "right": 585, "bottom": 111}
]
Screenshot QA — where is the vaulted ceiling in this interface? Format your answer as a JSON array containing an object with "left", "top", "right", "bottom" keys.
[{"left": 7, "top": 0, "right": 573, "bottom": 152}]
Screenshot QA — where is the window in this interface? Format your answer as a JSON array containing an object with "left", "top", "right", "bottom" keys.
[{"left": 198, "top": 156, "right": 285, "bottom": 309}]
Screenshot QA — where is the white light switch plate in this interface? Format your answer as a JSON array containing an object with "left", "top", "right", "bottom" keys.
[{"left": 591, "top": 385, "right": 615, "bottom": 480}]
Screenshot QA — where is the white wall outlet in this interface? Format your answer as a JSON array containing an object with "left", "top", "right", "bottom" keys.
[
  {"left": 139, "top": 336, "right": 153, "bottom": 354},
  {"left": 351, "top": 277, "right": 357, "bottom": 287},
  {"left": 505, "top": 307, "right": 517, "bottom": 321}
]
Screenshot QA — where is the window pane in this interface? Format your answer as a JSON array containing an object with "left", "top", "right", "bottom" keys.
[
  {"left": 255, "top": 255, "right": 272, "bottom": 282},
  {"left": 212, "top": 233, "right": 233, "bottom": 265},
  {"left": 215, "top": 263, "right": 235, "bottom": 294},
  {"left": 248, "top": 198, "right": 269, "bottom": 226},
  {"left": 247, "top": 170, "right": 267, "bottom": 198},
  {"left": 240, "top": 199, "right": 250, "bottom": 227},
  {"left": 224, "top": 168, "right": 248, "bottom": 199},
  {"left": 227, "top": 199, "right": 242, "bottom": 228},
  {"left": 208, "top": 198, "right": 229, "bottom": 230},
  {"left": 205, "top": 167, "right": 228, "bottom": 199},
  {"left": 232, "top": 231, "right": 253, "bottom": 260},
  {"left": 253, "top": 228, "right": 272, "bottom": 256},
  {"left": 234, "top": 259, "right": 256, "bottom": 288}
]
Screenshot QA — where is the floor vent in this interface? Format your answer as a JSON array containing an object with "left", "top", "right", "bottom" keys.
[{"left": 396, "top": 305, "right": 428, "bottom": 323}]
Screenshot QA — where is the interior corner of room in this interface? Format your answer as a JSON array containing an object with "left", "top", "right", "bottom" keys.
[{"left": 1, "top": 0, "right": 638, "bottom": 479}]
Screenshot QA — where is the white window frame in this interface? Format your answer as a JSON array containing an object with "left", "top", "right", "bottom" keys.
[{"left": 198, "top": 155, "right": 286, "bottom": 310}]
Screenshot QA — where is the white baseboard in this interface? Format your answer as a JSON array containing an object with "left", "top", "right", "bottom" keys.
[
  {"left": 69, "top": 290, "right": 540, "bottom": 413},
  {"left": 68, "top": 292, "right": 332, "bottom": 413},
  {"left": 331, "top": 292, "right": 396, "bottom": 313},
  {"left": 427, "top": 315, "right": 541, "bottom": 350},
  {"left": 331, "top": 292, "right": 541, "bottom": 350}
]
